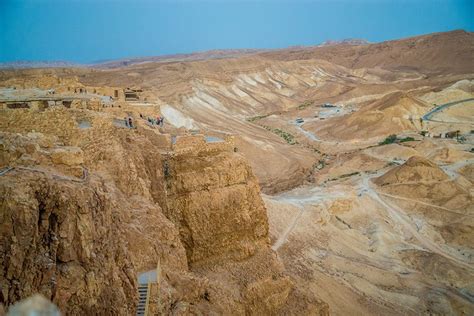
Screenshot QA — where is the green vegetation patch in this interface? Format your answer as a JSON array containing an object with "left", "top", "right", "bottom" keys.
[
  {"left": 263, "top": 125, "right": 298, "bottom": 145},
  {"left": 246, "top": 114, "right": 269, "bottom": 123},
  {"left": 298, "top": 100, "right": 314, "bottom": 110},
  {"left": 399, "top": 137, "right": 415, "bottom": 143},
  {"left": 379, "top": 134, "right": 397, "bottom": 145},
  {"left": 328, "top": 171, "right": 360, "bottom": 182},
  {"left": 339, "top": 171, "right": 360, "bottom": 178},
  {"left": 379, "top": 134, "right": 416, "bottom": 145}
]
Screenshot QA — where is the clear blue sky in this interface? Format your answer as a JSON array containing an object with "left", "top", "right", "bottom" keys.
[{"left": 0, "top": 0, "right": 472, "bottom": 63}]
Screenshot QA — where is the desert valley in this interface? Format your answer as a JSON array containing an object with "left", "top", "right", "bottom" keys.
[{"left": 1, "top": 29, "right": 474, "bottom": 315}]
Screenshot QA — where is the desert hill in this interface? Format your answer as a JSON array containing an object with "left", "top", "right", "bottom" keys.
[
  {"left": 92, "top": 49, "right": 267, "bottom": 69},
  {"left": 319, "top": 38, "right": 370, "bottom": 46},
  {"left": 306, "top": 91, "right": 430, "bottom": 140},
  {"left": 374, "top": 155, "right": 449, "bottom": 185},
  {"left": 1, "top": 29, "right": 474, "bottom": 315},
  {"left": 261, "top": 30, "right": 474, "bottom": 74},
  {"left": 374, "top": 155, "right": 472, "bottom": 215}
]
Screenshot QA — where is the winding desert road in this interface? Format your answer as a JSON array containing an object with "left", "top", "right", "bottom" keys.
[{"left": 422, "top": 97, "right": 474, "bottom": 122}]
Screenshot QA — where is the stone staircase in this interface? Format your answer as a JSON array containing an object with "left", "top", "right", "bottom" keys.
[{"left": 136, "top": 284, "right": 149, "bottom": 316}]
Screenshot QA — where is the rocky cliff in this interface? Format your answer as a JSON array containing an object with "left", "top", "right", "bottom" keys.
[
  {"left": 0, "top": 107, "right": 315, "bottom": 314},
  {"left": 0, "top": 171, "right": 136, "bottom": 314},
  {"left": 163, "top": 144, "right": 269, "bottom": 264}
]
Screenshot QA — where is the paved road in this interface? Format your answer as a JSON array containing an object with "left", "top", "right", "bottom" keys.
[{"left": 422, "top": 98, "right": 474, "bottom": 121}]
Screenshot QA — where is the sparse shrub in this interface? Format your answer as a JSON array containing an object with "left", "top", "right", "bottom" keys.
[
  {"left": 262, "top": 125, "right": 297, "bottom": 145},
  {"left": 327, "top": 171, "right": 360, "bottom": 182},
  {"left": 298, "top": 100, "right": 314, "bottom": 110},
  {"left": 379, "top": 134, "right": 397, "bottom": 145},
  {"left": 379, "top": 135, "right": 415, "bottom": 145},
  {"left": 273, "top": 128, "right": 297, "bottom": 145},
  {"left": 246, "top": 114, "right": 269, "bottom": 122},
  {"left": 399, "top": 137, "right": 415, "bottom": 143},
  {"left": 315, "top": 159, "right": 326, "bottom": 170},
  {"left": 340, "top": 171, "right": 360, "bottom": 178}
]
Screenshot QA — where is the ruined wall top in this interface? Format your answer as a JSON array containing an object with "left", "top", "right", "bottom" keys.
[{"left": 171, "top": 134, "right": 235, "bottom": 155}]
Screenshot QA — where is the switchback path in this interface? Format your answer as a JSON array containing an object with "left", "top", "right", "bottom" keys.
[
  {"left": 270, "top": 188, "right": 345, "bottom": 251},
  {"left": 360, "top": 170, "right": 474, "bottom": 271},
  {"left": 272, "top": 208, "right": 305, "bottom": 251},
  {"left": 377, "top": 191, "right": 472, "bottom": 217},
  {"left": 440, "top": 158, "right": 474, "bottom": 180}
]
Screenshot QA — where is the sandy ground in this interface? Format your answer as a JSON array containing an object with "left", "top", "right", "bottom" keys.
[
  {"left": 264, "top": 138, "right": 474, "bottom": 315},
  {"left": 1, "top": 80, "right": 472, "bottom": 315},
  {"left": 261, "top": 81, "right": 474, "bottom": 314},
  {"left": 1, "top": 31, "right": 474, "bottom": 314}
]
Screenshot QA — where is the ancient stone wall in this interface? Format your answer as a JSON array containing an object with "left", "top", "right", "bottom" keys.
[
  {"left": 172, "top": 135, "right": 206, "bottom": 152},
  {"left": 172, "top": 134, "right": 235, "bottom": 154}
]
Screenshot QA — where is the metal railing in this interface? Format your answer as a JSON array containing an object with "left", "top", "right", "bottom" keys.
[
  {"left": 143, "top": 259, "right": 161, "bottom": 316},
  {"left": 144, "top": 282, "right": 151, "bottom": 316}
]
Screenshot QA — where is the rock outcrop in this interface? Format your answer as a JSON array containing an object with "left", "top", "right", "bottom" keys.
[
  {"left": 163, "top": 145, "right": 269, "bottom": 264},
  {"left": 0, "top": 171, "right": 137, "bottom": 315},
  {"left": 0, "top": 108, "right": 300, "bottom": 314}
]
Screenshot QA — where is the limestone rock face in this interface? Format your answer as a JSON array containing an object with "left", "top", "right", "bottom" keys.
[
  {"left": 164, "top": 149, "right": 269, "bottom": 264},
  {"left": 50, "top": 147, "right": 84, "bottom": 166},
  {"left": 244, "top": 276, "right": 293, "bottom": 313},
  {"left": 0, "top": 174, "right": 136, "bottom": 315},
  {"left": 0, "top": 127, "right": 202, "bottom": 315},
  {"left": 0, "top": 109, "right": 301, "bottom": 315}
]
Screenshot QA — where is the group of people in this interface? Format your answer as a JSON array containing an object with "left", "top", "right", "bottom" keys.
[
  {"left": 123, "top": 114, "right": 164, "bottom": 129},
  {"left": 139, "top": 113, "right": 164, "bottom": 127}
]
